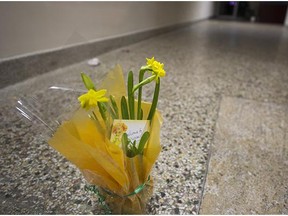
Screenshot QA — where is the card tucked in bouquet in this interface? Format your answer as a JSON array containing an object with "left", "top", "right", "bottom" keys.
[{"left": 110, "top": 120, "right": 150, "bottom": 148}]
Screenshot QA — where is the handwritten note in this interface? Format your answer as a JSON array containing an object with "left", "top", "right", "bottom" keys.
[{"left": 110, "top": 119, "right": 150, "bottom": 147}]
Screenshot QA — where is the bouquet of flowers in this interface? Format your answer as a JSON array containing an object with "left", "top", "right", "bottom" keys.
[{"left": 17, "top": 57, "right": 166, "bottom": 214}]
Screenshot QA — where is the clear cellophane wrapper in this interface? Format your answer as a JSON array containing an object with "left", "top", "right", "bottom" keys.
[
  {"left": 98, "top": 170, "right": 154, "bottom": 214},
  {"left": 46, "top": 65, "right": 162, "bottom": 214}
]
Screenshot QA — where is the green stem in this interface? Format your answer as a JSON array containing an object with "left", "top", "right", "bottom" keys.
[
  {"left": 137, "top": 70, "right": 145, "bottom": 120},
  {"left": 140, "top": 108, "right": 143, "bottom": 120},
  {"left": 127, "top": 71, "right": 134, "bottom": 120},
  {"left": 128, "top": 158, "right": 139, "bottom": 192},
  {"left": 147, "top": 79, "right": 160, "bottom": 121},
  {"left": 132, "top": 75, "right": 156, "bottom": 93}
]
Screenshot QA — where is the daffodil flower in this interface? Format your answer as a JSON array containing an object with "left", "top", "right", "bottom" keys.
[
  {"left": 129, "top": 57, "right": 166, "bottom": 121},
  {"left": 146, "top": 57, "right": 166, "bottom": 83},
  {"left": 78, "top": 89, "right": 109, "bottom": 109},
  {"left": 132, "top": 57, "right": 166, "bottom": 93}
]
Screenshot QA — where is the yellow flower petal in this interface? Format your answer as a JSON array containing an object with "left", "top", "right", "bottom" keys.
[
  {"left": 94, "top": 89, "right": 107, "bottom": 97},
  {"left": 146, "top": 57, "right": 166, "bottom": 81},
  {"left": 146, "top": 57, "right": 155, "bottom": 67},
  {"left": 78, "top": 89, "right": 108, "bottom": 109},
  {"left": 98, "top": 97, "right": 109, "bottom": 102}
]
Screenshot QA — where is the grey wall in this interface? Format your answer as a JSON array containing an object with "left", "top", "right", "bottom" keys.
[{"left": 0, "top": 2, "right": 215, "bottom": 60}]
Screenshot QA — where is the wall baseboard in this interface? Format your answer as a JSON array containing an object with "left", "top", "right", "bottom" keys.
[{"left": 0, "top": 18, "right": 209, "bottom": 89}]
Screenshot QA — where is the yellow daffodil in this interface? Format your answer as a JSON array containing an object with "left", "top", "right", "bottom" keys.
[
  {"left": 146, "top": 57, "right": 156, "bottom": 67},
  {"left": 146, "top": 57, "right": 166, "bottom": 82},
  {"left": 78, "top": 89, "right": 109, "bottom": 109}
]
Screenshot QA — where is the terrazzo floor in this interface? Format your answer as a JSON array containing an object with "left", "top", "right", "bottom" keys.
[
  {"left": 200, "top": 97, "right": 288, "bottom": 214},
  {"left": 1, "top": 20, "right": 288, "bottom": 214}
]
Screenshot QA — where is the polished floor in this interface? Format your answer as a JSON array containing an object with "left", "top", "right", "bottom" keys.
[{"left": 0, "top": 20, "right": 288, "bottom": 214}]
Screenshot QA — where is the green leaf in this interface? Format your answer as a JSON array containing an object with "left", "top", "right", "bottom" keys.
[
  {"left": 108, "top": 104, "right": 117, "bottom": 120},
  {"left": 110, "top": 95, "right": 119, "bottom": 119},
  {"left": 127, "top": 71, "right": 135, "bottom": 119},
  {"left": 101, "top": 102, "right": 108, "bottom": 112},
  {"left": 140, "top": 108, "right": 143, "bottom": 120},
  {"left": 131, "top": 141, "right": 138, "bottom": 155},
  {"left": 147, "top": 79, "right": 160, "bottom": 121},
  {"left": 121, "top": 96, "right": 129, "bottom": 119},
  {"left": 126, "top": 140, "right": 138, "bottom": 158},
  {"left": 121, "top": 133, "right": 129, "bottom": 153},
  {"left": 137, "top": 131, "right": 150, "bottom": 154},
  {"left": 81, "top": 72, "right": 95, "bottom": 90},
  {"left": 123, "top": 136, "right": 140, "bottom": 158},
  {"left": 97, "top": 102, "right": 107, "bottom": 121},
  {"left": 132, "top": 75, "right": 156, "bottom": 93}
]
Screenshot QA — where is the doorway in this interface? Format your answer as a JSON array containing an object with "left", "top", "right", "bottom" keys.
[{"left": 216, "top": 1, "right": 288, "bottom": 24}]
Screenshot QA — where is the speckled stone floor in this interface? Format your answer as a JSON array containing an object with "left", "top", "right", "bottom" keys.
[
  {"left": 1, "top": 20, "right": 288, "bottom": 214},
  {"left": 200, "top": 97, "right": 288, "bottom": 214}
]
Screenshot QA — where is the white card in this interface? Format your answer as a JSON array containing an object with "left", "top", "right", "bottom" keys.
[{"left": 110, "top": 119, "right": 150, "bottom": 148}]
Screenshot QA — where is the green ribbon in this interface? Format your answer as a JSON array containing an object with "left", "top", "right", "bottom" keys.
[
  {"left": 85, "top": 184, "right": 112, "bottom": 214},
  {"left": 85, "top": 176, "right": 151, "bottom": 214},
  {"left": 124, "top": 175, "right": 151, "bottom": 197},
  {"left": 98, "top": 175, "right": 151, "bottom": 198}
]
